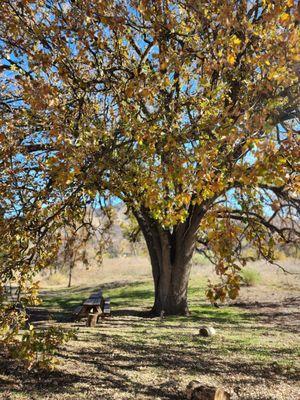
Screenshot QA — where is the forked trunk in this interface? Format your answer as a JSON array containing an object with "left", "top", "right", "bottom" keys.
[{"left": 134, "top": 207, "right": 201, "bottom": 316}]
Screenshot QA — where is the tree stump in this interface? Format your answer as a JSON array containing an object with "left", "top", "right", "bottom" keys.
[
  {"left": 186, "top": 381, "right": 230, "bottom": 400},
  {"left": 199, "top": 326, "right": 216, "bottom": 337},
  {"left": 86, "top": 312, "right": 98, "bottom": 327}
]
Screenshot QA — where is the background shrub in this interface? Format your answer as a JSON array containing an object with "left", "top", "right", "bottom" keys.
[{"left": 241, "top": 268, "right": 262, "bottom": 287}]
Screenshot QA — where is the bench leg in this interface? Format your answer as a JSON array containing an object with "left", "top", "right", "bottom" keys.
[{"left": 86, "top": 313, "right": 98, "bottom": 327}]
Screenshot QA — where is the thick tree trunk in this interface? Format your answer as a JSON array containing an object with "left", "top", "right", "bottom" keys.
[
  {"left": 134, "top": 206, "right": 203, "bottom": 316},
  {"left": 151, "top": 263, "right": 191, "bottom": 316}
]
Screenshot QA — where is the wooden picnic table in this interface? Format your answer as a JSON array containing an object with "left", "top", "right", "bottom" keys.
[
  {"left": 73, "top": 289, "right": 111, "bottom": 326},
  {"left": 75, "top": 289, "right": 103, "bottom": 319}
]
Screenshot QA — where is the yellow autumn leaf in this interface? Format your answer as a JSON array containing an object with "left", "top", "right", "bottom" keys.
[
  {"left": 231, "top": 35, "right": 241, "bottom": 46},
  {"left": 227, "top": 54, "right": 236, "bottom": 65},
  {"left": 292, "top": 53, "right": 300, "bottom": 61},
  {"left": 280, "top": 13, "right": 290, "bottom": 23}
]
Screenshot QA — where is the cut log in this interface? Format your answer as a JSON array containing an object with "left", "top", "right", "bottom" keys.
[
  {"left": 86, "top": 312, "right": 98, "bottom": 327},
  {"left": 187, "top": 381, "right": 201, "bottom": 400},
  {"left": 199, "top": 326, "right": 216, "bottom": 337},
  {"left": 186, "top": 381, "right": 230, "bottom": 400}
]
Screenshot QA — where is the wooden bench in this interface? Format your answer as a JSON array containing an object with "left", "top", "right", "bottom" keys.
[
  {"left": 102, "top": 297, "right": 111, "bottom": 317},
  {"left": 95, "top": 297, "right": 111, "bottom": 322}
]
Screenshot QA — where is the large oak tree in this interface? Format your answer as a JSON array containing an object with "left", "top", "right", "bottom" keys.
[{"left": 0, "top": 0, "right": 299, "bottom": 322}]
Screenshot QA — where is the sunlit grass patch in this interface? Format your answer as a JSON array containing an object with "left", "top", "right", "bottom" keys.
[{"left": 36, "top": 276, "right": 300, "bottom": 372}]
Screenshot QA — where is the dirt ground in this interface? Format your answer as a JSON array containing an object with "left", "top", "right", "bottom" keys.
[{"left": 0, "top": 258, "right": 299, "bottom": 400}]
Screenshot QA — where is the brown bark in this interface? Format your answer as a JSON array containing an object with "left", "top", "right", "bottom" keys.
[
  {"left": 68, "top": 262, "right": 73, "bottom": 288},
  {"left": 134, "top": 205, "right": 204, "bottom": 316}
]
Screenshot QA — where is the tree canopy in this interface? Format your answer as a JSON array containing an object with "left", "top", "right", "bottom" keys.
[{"left": 0, "top": 0, "right": 299, "bottom": 357}]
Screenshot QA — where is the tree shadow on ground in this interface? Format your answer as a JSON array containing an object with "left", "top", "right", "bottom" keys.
[
  {"left": 231, "top": 296, "right": 300, "bottom": 309},
  {"left": 112, "top": 308, "right": 151, "bottom": 317},
  {"left": 0, "top": 350, "right": 183, "bottom": 400},
  {"left": 230, "top": 296, "right": 300, "bottom": 334},
  {"left": 14, "top": 287, "right": 299, "bottom": 399},
  {"left": 0, "top": 358, "right": 83, "bottom": 397},
  {"left": 2, "top": 328, "right": 297, "bottom": 400}
]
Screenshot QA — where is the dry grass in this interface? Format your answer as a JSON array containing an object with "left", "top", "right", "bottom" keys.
[
  {"left": 1, "top": 257, "right": 299, "bottom": 400},
  {"left": 39, "top": 256, "right": 152, "bottom": 288}
]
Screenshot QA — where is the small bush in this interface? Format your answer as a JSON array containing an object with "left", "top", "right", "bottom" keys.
[
  {"left": 241, "top": 268, "right": 262, "bottom": 287},
  {"left": 10, "top": 326, "right": 76, "bottom": 370}
]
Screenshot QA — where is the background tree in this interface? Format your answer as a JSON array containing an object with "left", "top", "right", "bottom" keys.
[
  {"left": 0, "top": 0, "right": 299, "bottom": 324},
  {"left": 121, "top": 210, "right": 144, "bottom": 256}
]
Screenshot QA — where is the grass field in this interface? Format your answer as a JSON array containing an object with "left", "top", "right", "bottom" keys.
[{"left": 0, "top": 257, "right": 299, "bottom": 399}]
